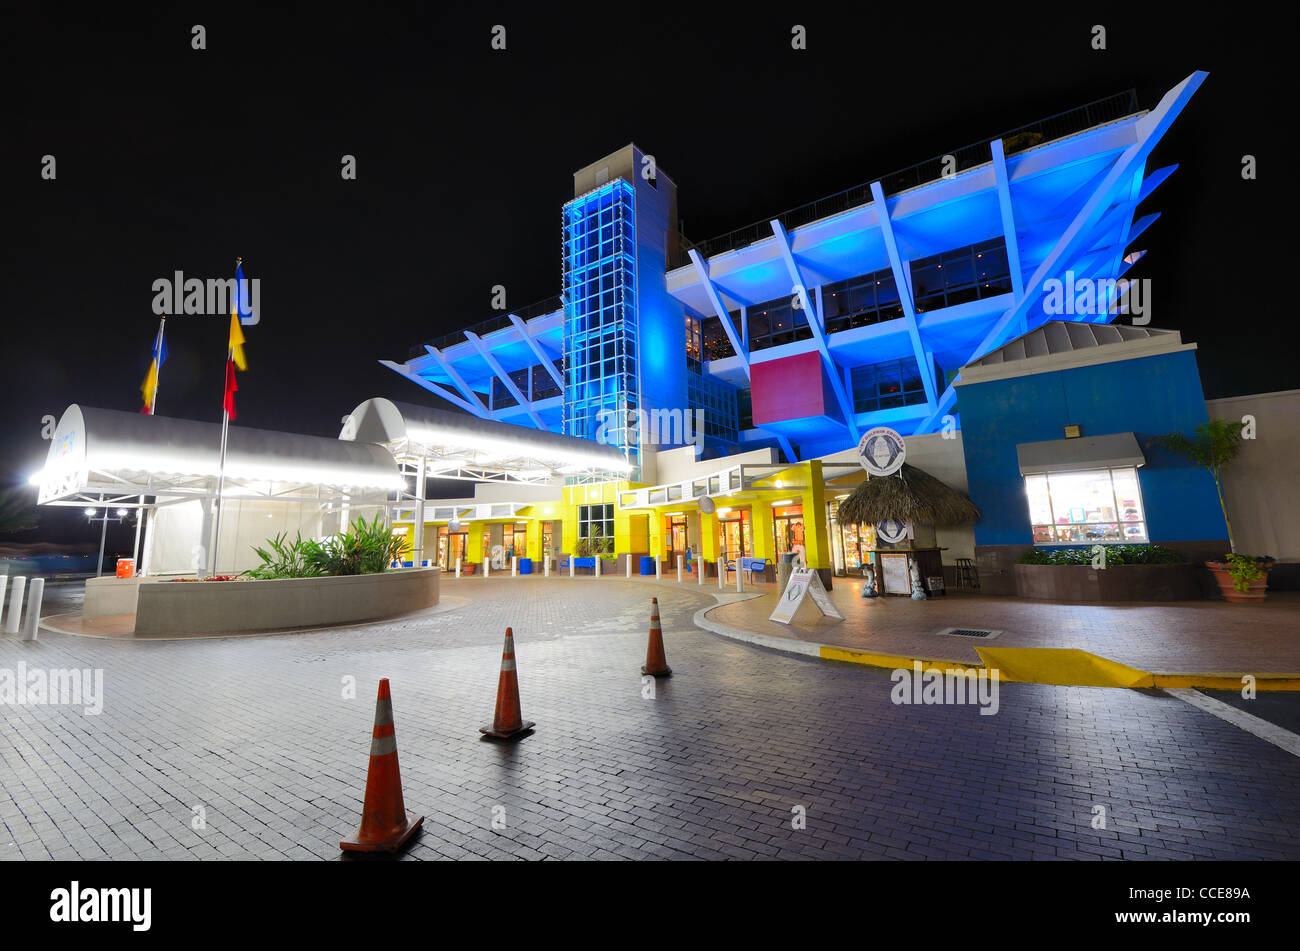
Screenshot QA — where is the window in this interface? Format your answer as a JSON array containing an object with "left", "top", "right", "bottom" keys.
[
  {"left": 578, "top": 503, "right": 614, "bottom": 552},
  {"left": 850, "top": 358, "right": 929, "bottom": 414},
  {"left": 747, "top": 296, "right": 812, "bottom": 353},
  {"left": 909, "top": 238, "right": 1012, "bottom": 313},
  {"left": 685, "top": 315, "right": 702, "bottom": 373},
  {"left": 822, "top": 268, "right": 904, "bottom": 334},
  {"left": 1025, "top": 466, "right": 1148, "bottom": 545}
]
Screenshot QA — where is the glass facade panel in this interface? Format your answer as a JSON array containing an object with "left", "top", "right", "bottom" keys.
[{"left": 563, "top": 180, "right": 639, "bottom": 476}]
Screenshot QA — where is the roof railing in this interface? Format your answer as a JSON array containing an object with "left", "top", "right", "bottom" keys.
[
  {"left": 673, "top": 89, "right": 1141, "bottom": 267},
  {"left": 412, "top": 293, "right": 565, "bottom": 358}
]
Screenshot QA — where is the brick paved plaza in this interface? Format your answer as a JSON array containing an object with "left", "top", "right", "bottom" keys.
[{"left": 3, "top": 578, "right": 1300, "bottom": 861}]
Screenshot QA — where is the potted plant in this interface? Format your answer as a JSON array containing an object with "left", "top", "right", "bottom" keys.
[
  {"left": 1147, "top": 419, "right": 1273, "bottom": 603},
  {"left": 1211, "top": 553, "right": 1273, "bottom": 603}
]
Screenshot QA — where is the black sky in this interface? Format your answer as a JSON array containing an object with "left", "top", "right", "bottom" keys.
[{"left": 2, "top": 2, "right": 1294, "bottom": 548}]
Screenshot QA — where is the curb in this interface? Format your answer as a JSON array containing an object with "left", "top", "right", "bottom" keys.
[{"left": 693, "top": 598, "right": 1300, "bottom": 691}]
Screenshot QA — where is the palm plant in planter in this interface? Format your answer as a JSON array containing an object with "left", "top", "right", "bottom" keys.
[{"left": 1146, "top": 419, "right": 1272, "bottom": 602}]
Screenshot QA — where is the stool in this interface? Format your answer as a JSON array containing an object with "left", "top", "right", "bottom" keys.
[{"left": 955, "top": 557, "right": 980, "bottom": 590}]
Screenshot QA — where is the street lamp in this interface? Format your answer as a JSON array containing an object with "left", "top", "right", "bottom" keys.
[{"left": 86, "top": 503, "right": 135, "bottom": 578}]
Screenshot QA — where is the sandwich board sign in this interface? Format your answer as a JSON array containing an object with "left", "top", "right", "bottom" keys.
[{"left": 769, "top": 568, "right": 844, "bottom": 625}]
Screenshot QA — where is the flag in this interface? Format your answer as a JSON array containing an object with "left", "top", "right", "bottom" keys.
[
  {"left": 223, "top": 357, "right": 238, "bottom": 421},
  {"left": 139, "top": 317, "right": 168, "bottom": 413},
  {"left": 228, "top": 261, "right": 248, "bottom": 370}
]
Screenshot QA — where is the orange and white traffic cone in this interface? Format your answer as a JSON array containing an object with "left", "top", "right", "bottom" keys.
[
  {"left": 480, "top": 628, "right": 535, "bottom": 740},
  {"left": 642, "top": 597, "right": 672, "bottom": 678},
  {"left": 340, "top": 679, "right": 424, "bottom": 853}
]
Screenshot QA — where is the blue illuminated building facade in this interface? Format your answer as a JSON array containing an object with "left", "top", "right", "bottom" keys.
[{"left": 384, "top": 73, "right": 1207, "bottom": 483}]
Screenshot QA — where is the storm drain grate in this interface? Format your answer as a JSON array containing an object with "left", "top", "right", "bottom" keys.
[{"left": 935, "top": 626, "right": 1002, "bottom": 640}]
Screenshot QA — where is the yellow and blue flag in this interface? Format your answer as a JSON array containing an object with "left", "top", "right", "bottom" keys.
[
  {"left": 228, "top": 260, "right": 248, "bottom": 371},
  {"left": 140, "top": 317, "right": 168, "bottom": 413}
]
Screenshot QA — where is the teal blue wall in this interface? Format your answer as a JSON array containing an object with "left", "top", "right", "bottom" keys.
[{"left": 959, "top": 349, "right": 1228, "bottom": 546}]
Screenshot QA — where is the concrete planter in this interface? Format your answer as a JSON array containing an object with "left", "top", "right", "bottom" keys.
[
  {"left": 1014, "top": 562, "right": 1200, "bottom": 601},
  {"left": 133, "top": 567, "right": 440, "bottom": 635}
]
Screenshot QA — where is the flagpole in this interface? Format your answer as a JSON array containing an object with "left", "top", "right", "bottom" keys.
[
  {"left": 210, "top": 262, "right": 239, "bottom": 578},
  {"left": 134, "top": 315, "right": 166, "bottom": 572}
]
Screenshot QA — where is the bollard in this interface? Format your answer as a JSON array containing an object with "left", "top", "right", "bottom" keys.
[
  {"left": 698, "top": 559, "right": 704, "bottom": 585},
  {"left": 512, "top": 556, "right": 517, "bottom": 578},
  {"left": 676, "top": 554, "right": 683, "bottom": 583},
  {"left": 484, "top": 559, "right": 490, "bottom": 579},
  {"left": 655, "top": 560, "right": 661, "bottom": 581},
  {"left": 594, "top": 554, "right": 601, "bottom": 578},
  {"left": 22, "top": 578, "right": 44, "bottom": 642},
  {"left": 544, "top": 556, "right": 550, "bottom": 578},
  {"left": 626, "top": 556, "right": 631, "bottom": 579},
  {"left": 736, "top": 564, "right": 743, "bottom": 593},
  {"left": 717, "top": 561, "right": 724, "bottom": 590},
  {"left": 0, "top": 575, "right": 7, "bottom": 617},
  {"left": 455, "top": 557, "right": 461, "bottom": 579},
  {"left": 4, "top": 576, "right": 26, "bottom": 634},
  {"left": 569, "top": 557, "right": 574, "bottom": 578}
]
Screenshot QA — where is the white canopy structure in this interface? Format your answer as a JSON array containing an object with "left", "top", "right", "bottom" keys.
[
  {"left": 34, "top": 405, "right": 404, "bottom": 576},
  {"left": 339, "top": 398, "right": 631, "bottom": 484}
]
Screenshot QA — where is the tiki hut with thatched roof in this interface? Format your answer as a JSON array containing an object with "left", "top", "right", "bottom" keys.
[
  {"left": 837, "top": 463, "right": 981, "bottom": 528},
  {"left": 838, "top": 463, "right": 981, "bottom": 596}
]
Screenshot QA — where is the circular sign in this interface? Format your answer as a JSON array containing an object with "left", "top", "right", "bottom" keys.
[
  {"left": 698, "top": 496, "right": 716, "bottom": 514},
  {"left": 876, "top": 517, "right": 910, "bottom": 545},
  {"left": 447, "top": 520, "right": 462, "bottom": 533},
  {"left": 857, "top": 426, "right": 906, "bottom": 477}
]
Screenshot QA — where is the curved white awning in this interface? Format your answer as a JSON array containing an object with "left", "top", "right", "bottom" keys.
[
  {"left": 340, "top": 397, "right": 631, "bottom": 483},
  {"left": 36, "top": 404, "right": 403, "bottom": 507}
]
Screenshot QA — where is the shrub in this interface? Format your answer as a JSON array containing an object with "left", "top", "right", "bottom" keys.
[
  {"left": 244, "top": 516, "right": 406, "bottom": 579},
  {"left": 244, "top": 532, "right": 325, "bottom": 579},
  {"left": 1019, "top": 544, "right": 1187, "bottom": 566}
]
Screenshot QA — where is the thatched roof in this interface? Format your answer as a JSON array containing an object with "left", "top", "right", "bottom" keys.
[{"left": 836, "top": 463, "right": 981, "bottom": 527}]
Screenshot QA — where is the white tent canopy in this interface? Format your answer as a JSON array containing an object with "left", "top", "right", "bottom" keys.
[
  {"left": 37, "top": 404, "right": 402, "bottom": 508},
  {"left": 340, "top": 397, "right": 630, "bottom": 484}
]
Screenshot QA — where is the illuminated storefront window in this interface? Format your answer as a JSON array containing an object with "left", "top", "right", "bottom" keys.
[
  {"left": 716, "top": 508, "right": 751, "bottom": 558},
  {"left": 827, "top": 499, "right": 876, "bottom": 575},
  {"left": 773, "top": 504, "right": 805, "bottom": 560},
  {"left": 1025, "top": 466, "right": 1147, "bottom": 545}
]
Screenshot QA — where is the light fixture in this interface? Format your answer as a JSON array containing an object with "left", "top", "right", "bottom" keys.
[
  {"left": 770, "top": 499, "right": 795, "bottom": 507},
  {"left": 116, "top": 508, "right": 128, "bottom": 517},
  {"left": 775, "top": 479, "right": 783, "bottom": 488},
  {"left": 85, "top": 507, "right": 97, "bottom": 517},
  {"left": 27, "top": 472, "right": 41, "bottom": 486}
]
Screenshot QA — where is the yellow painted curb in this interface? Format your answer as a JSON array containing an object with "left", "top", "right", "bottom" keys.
[
  {"left": 975, "top": 646, "right": 1152, "bottom": 688},
  {"left": 815, "top": 641, "right": 1300, "bottom": 691}
]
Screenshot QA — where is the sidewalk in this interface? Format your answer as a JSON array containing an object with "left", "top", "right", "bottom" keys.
[{"left": 694, "top": 573, "right": 1300, "bottom": 683}]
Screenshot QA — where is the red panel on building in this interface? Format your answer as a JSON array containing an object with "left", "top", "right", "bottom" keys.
[{"left": 751, "top": 351, "right": 830, "bottom": 425}]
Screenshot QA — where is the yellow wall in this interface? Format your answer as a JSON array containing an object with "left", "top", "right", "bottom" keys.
[{"left": 799, "top": 459, "right": 830, "bottom": 570}]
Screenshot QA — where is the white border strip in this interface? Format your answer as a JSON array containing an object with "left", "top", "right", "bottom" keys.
[{"left": 1166, "top": 688, "right": 1300, "bottom": 758}]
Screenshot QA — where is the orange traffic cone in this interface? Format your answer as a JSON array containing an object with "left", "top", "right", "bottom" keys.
[
  {"left": 340, "top": 679, "right": 424, "bottom": 852},
  {"left": 642, "top": 597, "right": 672, "bottom": 678},
  {"left": 480, "top": 628, "right": 535, "bottom": 740}
]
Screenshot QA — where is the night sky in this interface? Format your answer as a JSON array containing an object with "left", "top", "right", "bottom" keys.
[{"left": 3, "top": 3, "right": 1293, "bottom": 549}]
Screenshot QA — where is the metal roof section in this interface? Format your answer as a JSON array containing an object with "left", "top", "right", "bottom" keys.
[
  {"left": 36, "top": 404, "right": 402, "bottom": 508},
  {"left": 957, "top": 322, "right": 1193, "bottom": 385},
  {"left": 339, "top": 397, "right": 631, "bottom": 483},
  {"left": 1017, "top": 432, "right": 1146, "bottom": 475}
]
